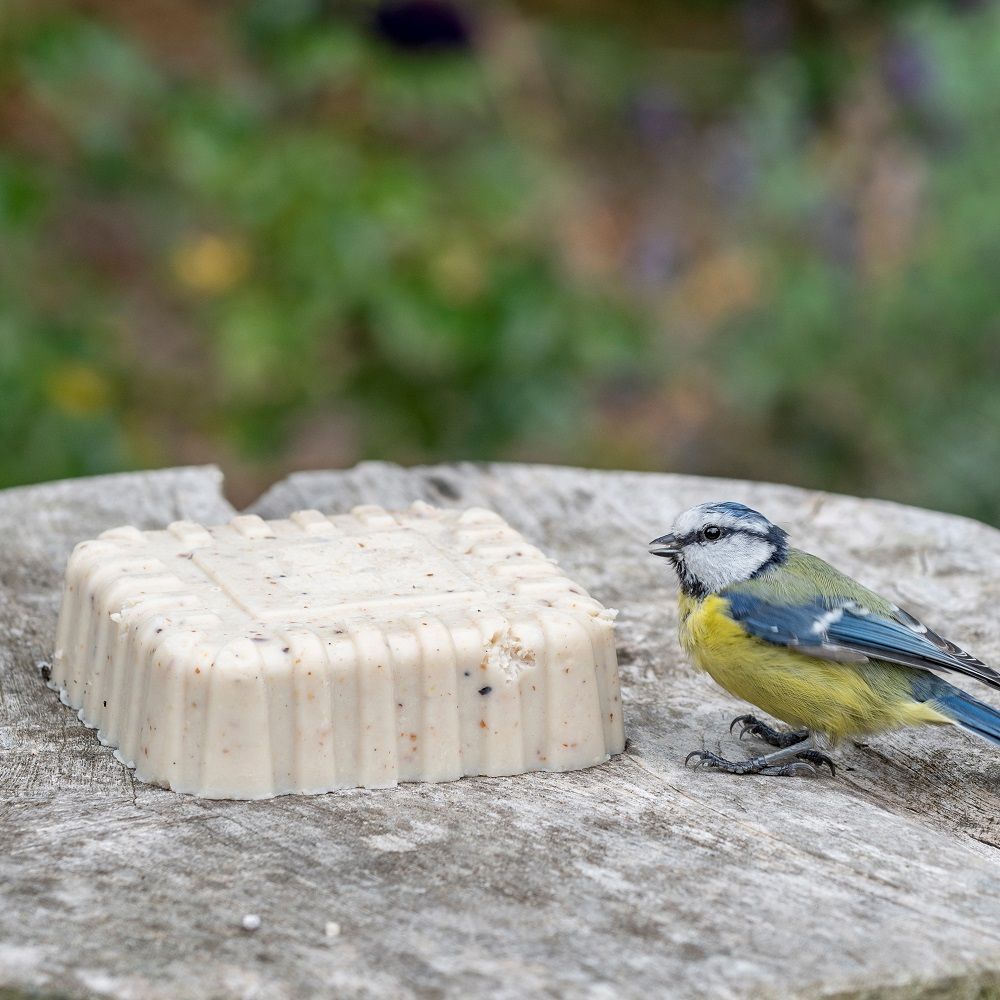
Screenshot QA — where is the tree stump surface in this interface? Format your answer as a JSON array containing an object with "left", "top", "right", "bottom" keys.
[{"left": 2, "top": 462, "right": 999, "bottom": 1000}]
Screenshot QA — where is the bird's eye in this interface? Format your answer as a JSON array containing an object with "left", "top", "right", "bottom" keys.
[{"left": 703, "top": 525, "right": 722, "bottom": 540}]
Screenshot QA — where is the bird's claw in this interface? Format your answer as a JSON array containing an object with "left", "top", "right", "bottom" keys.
[
  {"left": 684, "top": 747, "right": 834, "bottom": 778},
  {"left": 685, "top": 750, "right": 720, "bottom": 769},
  {"left": 727, "top": 714, "right": 809, "bottom": 748},
  {"left": 790, "top": 748, "right": 836, "bottom": 777},
  {"left": 729, "top": 714, "right": 757, "bottom": 739}
]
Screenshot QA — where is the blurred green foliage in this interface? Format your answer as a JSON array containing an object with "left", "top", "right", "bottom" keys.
[
  {"left": 2, "top": 1, "right": 1000, "bottom": 521},
  {"left": 0, "top": 2, "right": 645, "bottom": 493},
  {"left": 718, "top": 5, "right": 1000, "bottom": 521}
]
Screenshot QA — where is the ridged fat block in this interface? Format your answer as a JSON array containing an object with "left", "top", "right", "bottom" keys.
[{"left": 50, "top": 503, "right": 625, "bottom": 799}]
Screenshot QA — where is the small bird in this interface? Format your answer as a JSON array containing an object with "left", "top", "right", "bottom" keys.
[{"left": 649, "top": 501, "right": 1000, "bottom": 777}]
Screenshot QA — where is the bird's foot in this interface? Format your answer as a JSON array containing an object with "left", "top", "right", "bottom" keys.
[
  {"left": 729, "top": 714, "right": 810, "bottom": 748},
  {"left": 684, "top": 746, "right": 836, "bottom": 778},
  {"left": 793, "top": 749, "right": 837, "bottom": 777}
]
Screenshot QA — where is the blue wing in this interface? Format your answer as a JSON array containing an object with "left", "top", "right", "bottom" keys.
[{"left": 725, "top": 591, "right": 1000, "bottom": 691}]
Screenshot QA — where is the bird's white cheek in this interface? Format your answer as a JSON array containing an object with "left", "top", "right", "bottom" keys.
[{"left": 682, "top": 538, "right": 774, "bottom": 592}]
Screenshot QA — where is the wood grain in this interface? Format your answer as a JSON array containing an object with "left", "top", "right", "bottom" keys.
[{"left": 2, "top": 462, "right": 999, "bottom": 999}]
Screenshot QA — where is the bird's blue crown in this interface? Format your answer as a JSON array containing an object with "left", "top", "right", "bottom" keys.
[{"left": 702, "top": 501, "right": 771, "bottom": 526}]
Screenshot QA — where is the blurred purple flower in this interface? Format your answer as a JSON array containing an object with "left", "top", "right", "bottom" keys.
[
  {"left": 740, "top": 0, "right": 793, "bottom": 54},
  {"left": 632, "top": 230, "right": 679, "bottom": 289},
  {"left": 882, "top": 34, "right": 934, "bottom": 106},
  {"left": 815, "top": 199, "right": 857, "bottom": 270},
  {"left": 372, "top": 1, "right": 471, "bottom": 53},
  {"left": 948, "top": 0, "right": 988, "bottom": 13},
  {"left": 625, "top": 86, "right": 690, "bottom": 147},
  {"left": 706, "top": 125, "right": 757, "bottom": 203}
]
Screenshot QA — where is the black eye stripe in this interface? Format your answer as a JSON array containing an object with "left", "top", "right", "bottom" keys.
[{"left": 677, "top": 525, "right": 766, "bottom": 546}]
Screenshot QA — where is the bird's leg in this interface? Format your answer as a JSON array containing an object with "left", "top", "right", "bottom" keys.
[
  {"left": 729, "top": 714, "right": 810, "bottom": 748},
  {"left": 685, "top": 735, "right": 836, "bottom": 778}
]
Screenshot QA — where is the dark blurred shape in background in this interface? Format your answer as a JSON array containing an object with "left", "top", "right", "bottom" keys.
[
  {"left": 374, "top": 1, "right": 472, "bottom": 52},
  {"left": 2, "top": 0, "right": 999, "bottom": 520}
]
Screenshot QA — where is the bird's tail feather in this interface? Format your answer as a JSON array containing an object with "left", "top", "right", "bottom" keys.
[{"left": 913, "top": 675, "right": 1000, "bottom": 747}]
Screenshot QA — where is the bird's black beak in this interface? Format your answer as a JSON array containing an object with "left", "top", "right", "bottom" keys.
[{"left": 648, "top": 533, "right": 680, "bottom": 557}]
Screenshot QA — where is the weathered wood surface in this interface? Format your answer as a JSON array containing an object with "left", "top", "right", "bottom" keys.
[{"left": 3, "top": 462, "right": 1000, "bottom": 1000}]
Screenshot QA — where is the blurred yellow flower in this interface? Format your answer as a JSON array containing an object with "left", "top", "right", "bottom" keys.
[
  {"left": 45, "top": 364, "right": 113, "bottom": 417},
  {"left": 172, "top": 234, "right": 250, "bottom": 295},
  {"left": 429, "top": 245, "right": 487, "bottom": 302}
]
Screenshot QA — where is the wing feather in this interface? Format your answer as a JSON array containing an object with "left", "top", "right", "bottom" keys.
[{"left": 725, "top": 591, "right": 1000, "bottom": 691}]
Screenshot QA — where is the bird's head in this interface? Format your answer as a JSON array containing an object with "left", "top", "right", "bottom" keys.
[{"left": 649, "top": 501, "right": 789, "bottom": 596}]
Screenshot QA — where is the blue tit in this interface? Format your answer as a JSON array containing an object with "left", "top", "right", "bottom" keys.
[{"left": 648, "top": 501, "right": 1000, "bottom": 777}]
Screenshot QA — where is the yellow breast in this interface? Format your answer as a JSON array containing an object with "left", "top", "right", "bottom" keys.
[{"left": 676, "top": 594, "right": 950, "bottom": 742}]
